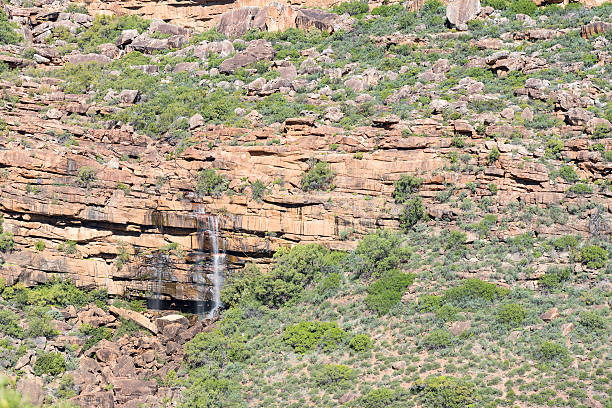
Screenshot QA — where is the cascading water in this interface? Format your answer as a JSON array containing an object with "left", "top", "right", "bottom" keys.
[{"left": 194, "top": 208, "right": 226, "bottom": 318}]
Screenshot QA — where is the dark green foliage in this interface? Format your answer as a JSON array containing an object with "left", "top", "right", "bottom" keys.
[
  {"left": 80, "top": 324, "right": 112, "bottom": 351},
  {"left": 559, "top": 165, "right": 578, "bottom": 183},
  {"left": 24, "top": 307, "right": 58, "bottom": 338},
  {"left": 535, "top": 341, "right": 571, "bottom": 365},
  {"left": 365, "top": 270, "right": 415, "bottom": 316},
  {"left": 482, "top": 0, "right": 537, "bottom": 15},
  {"left": 412, "top": 376, "right": 479, "bottom": 408},
  {"left": 578, "top": 311, "right": 607, "bottom": 331},
  {"left": 399, "top": 196, "right": 427, "bottom": 231},
  {"left": 301, "top": 160, "right": 334, "bottom": 192},
  {"left": 33, "top": 351, "right": 66, "bottom": 376},
  {"left": 349, "top": 334, "right": 373, "bottom": 352},
  {"left": 2, "top": 279, "right": 106, "bottom": 308},
  {"left": 332, "top": 0, "right": 369, "bottom": 16},
  {"left": 443, "top": 278, "right": 509, "bottom": 306},
  {"left": 220, "top": 263, "right": 262, "bottom": 308},
  {"left": 496, "top": 303, "right": 527, "bottom": 327},
  {"left": 250, "top": 180, "right": 267, "bottom": 202},
  {"left": 58, "top": 240, "right": 77, "bottom": 254},
  {"left": 0, "top": 9, "right": 22, "bottom": 45},
  {"left": 77, "top": 166, "right": 96, "bottom": 188},
  {"left": 184, "top": 329, "right": 248, "bottom": 369},
  {"left": 568, "top": 182, "right": 593, "bottom": 195},
  {"left": 0, "top": 217, "right": 14, "bottom": 253},
  {"left": 310, "top": 364, "right": 355, "bottom": 386},
  {"left": 180, "top": 368, "right": 243, "bottom": 408},
  {"left": 356, "top": 388, "right": 406, "bottom": 408},
  {"left": 553, "top": 235, "right": 579, "bottom": 251},
  {"left": 348, "top": 230, "right": 411, "bottom": 279},
  {"left": 196, "top": 169, "right": 229, "bottom": 197},
  {"left": 393, "top": 175, "right": 423, "bottom": 204},
  {"left": 487, "top": 146, "right": 500, "bottom": 164},
  {"left": 317, "top": 272, "right": 341, "bottom": 297},
  {"left": 0, "top": 310, "right": 24, "bottom": 339},
  {"left": 421, "top": 329, "right": 453, "bottom": 350},
  {"left": 282, "top": 321, "right": 346, "bottom": 353},
  {"left": 417, "top": 294, "right": 443, "bottom": 312},
  {"left": 579, "top": 245, "right": 607, "bottom": 269},
  {"left": 539, "top": 266, "right": 571, "bottom": 290}
]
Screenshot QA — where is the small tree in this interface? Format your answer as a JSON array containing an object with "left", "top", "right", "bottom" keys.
[
  {"left": 77, "top": 166, "right": 96, "bottom": 188},
  {"left": 196, "top": 169, "right": 229, "bottom": 197},
  {"left": 301, "top": 160, "right": 334, "bottom": 192}
]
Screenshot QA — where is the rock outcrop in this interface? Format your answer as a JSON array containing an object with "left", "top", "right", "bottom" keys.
[{"left": 446, "top": 0, "right": 481, "bottom": 30}]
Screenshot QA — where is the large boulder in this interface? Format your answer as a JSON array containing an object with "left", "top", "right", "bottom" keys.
[
  {"left": 219, "top": 39, "right": 275, "bottom": 74},
  {"left": 446, "top": 0, "right": 481, "bottom": 29}
]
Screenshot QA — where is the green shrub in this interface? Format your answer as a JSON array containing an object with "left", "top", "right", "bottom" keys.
[
  {"left": 539, "top": 266, "right": 571, "bottom": 290},
  {"left": 553, "top": 235, "right": 578, "bottom": 251},
  {"left": 349, "top": 334, "right": 373, "bottom": 352},
  {"left": 80, "top": 324, "right": 112, "bottom": 351},
  {"left": 317, "top": 272, "right": 341, "bottom": 297},
  {"left": 58, "top": 240, "right": 77, "bottom": 254},
  {"left": 579, "top": 245, "right": 607, "bottom": 269},
  {"left": 443, "top": 278, "right": 509, "bottom": 306},
  {"left": 2, "top": 279, "right": 105, "bottom": 308},
  {"left": 181, "top": 368, "right": 243, "bottom": 408},
  {"left": 348, "top": 230, "right": 411, "bottom": 279},
  {"left": 77, "top": 15, "right": 150, "bottom": 53},
  {"left": 33, "top": 351, "right": 66, "bottom": 376},
  {"left": 282, "top": 321, "right": 346, "bottom": 353},
  {"left": 220, "top": 263, "right": 263, "bottom": 308},
  {"left": 508, "top": 0, "right": 537, "bottom": 15},
  {"left": 413, "top": 376, "right": 479, "bottom": 408},
  {"left": 310, "top": 364, "right": 355, "bottom": 386},
  {"left": 487, "top": 146, "right": 500, "bottom": 164},
  {"left": 0, "top": 231, "right": 14, "bottom": 252},
  {"left": 393, "top": 175, "right": 423, "bottom": 204},
  {"left": 421, "top": 329, "right": 453, "bottom": 350},
  {"left": 332, "top": 0, "right": 369, "bottom": 15},
  {"left": 301, "top": 160, "right": 334, "bottom": 191},
  {"left": 365, "top": 269, "right": 415, "bottom": 316},
  {"left": 184, "top": 329, "right": 248, "bottom": 369},
  {"left": 357, "top": 388, "right": 406, "bottom": 408},
  {"left": 535, "top": 341, "right": 571, "bottom": 365},
  {"left": 76, "top": 166, "right": 96, "bottom": 188},
  {"left": 496, "top": 303, "right": 527, "bottom": 327},
  {"left": 34, "top": 240, "right": 45, "bottom": 251},
  {"left": 434, "top": 304, "right": 459, "bottom": 322},
  {"left": 559, "top": 165, "right": 578, "bottom": 183},
  {"left": 578, "top": 311, "right": 607, "bottom": 331},
  {"left": 568, "top": 182, "right": 593, "bottom": 195},
  {"left": 0, "top": 310, "right": 24, "bottom": 339},
  {"left": 24, "top": 307, "right": 59, "bottom": 338},
  {"left": 0, "top": 10, "right": 22, "bottom": 45},
  {"left": 196, "top": 169, "right": 229, "bottom": 197},
  {"left": 417, "top": 294, "right": 443, "bottom": 312},
  {"left": 250, "top": 180, "right": 267, "bottom": 202},
  {"left": 399, "top": 196, "right": 427, "bottom": 231}
]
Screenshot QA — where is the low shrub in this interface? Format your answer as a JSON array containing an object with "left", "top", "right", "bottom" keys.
[
  {"left": 365, "top": 269, "right": 415, "bottom": 316},
  {"left": 310, "top": 364, "right": 355, "bottom": 386},
  {"left": 539, "top": 266, "right": 571, "bottom": 290},
  {"left": 496, "top": 303, "right": 527, "bottom": 327},
  {"left": 2, "top": 279, "right": 106, "bottom": 308},
  {"left": 579, "top": 245, "right": 607, "bottom": 269},
  {"left": 578, "top": 311, "right": 607, "bottom": 331},
  {"left": 184, "top": 329, "right": 248, "bottom": 369},
  {"left": 0, "top": 377, "right": 29, "bottom": 408},
  {"left": 399, "top": 196, "right": 427, "bottom": 231},
  {"left": 282, "top": 321, "right": 346, "bottom": 353},
  {"left": 349, "top": 334, "right": 373, "bottom": 352},
  {"left": 80, "top": 324, "right": 112, "bottom": 351},
  {"left": 301, "top": 160, "right": 334, "bottom": 191},
  {"left": 417, "top": 294, "right": 443, "bottom": 312},
  {"left": 347, "top": 230, "right": 411, "bottom": 279},
  {"left": 0, "top": 310, "right": 24, "bottom": 339},
  {"left": 181, "top": 368, "right": 243, "bottom": 408},
  {"left": 443, "top": 278, "right": 509, "bottom": 306},
  {"left": 393, "top": 175, "right": 423, "bottom": 204},
  {"left": 412, "top": 375, "right": 479, "bottom": 408},
  {"left": 332, "top": 0, "right": 369, "bottom": 15},
  {"left": 534, "top": 341, "right": 571, "bottom": 365},
  {"left": 33, "top": 351, "right": 66, "bottom": 376},
  {"left": 0, "top": 10, "right": 22, "bottom": 45},
  {"left": 196, "top": 169, "right": 229, "bottom": 197},
  {"left": 76, "top": 166, "right": 96, "bottom": 188},
  {"left": 356, "top": 388, "right": 407, "bottom": 408},
  {"left": 421, "top": 329, "right": 453, "bottom": 350}
]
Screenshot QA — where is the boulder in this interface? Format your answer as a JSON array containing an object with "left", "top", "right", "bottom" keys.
[
  {"left": 109, "top": 306, "right": 158, "bottom": 334},
  {"left": 66, "top": 53, "right": 111, "bottom": 65},
  {"left": 16, "top": 376, "right": 44, "bottom": 406},
  {"left": 112, "top": 379, "right": 158, "bottom": 404},
  {"left": 156, "top": 313, "right": 189, "bottom": 331},
  {"left": 446, "top": 0, "right": 481, "bottom": 28},
  {"left": 218, "top": 39, "right": 275, "bottom": 74},
  {"left": 540, "top": 307, "right": 559, "bottom": 322},
  {"left": 119, "top": 89, "right": 140, "bottom": 105},
  {"left": 149, "top": 19, "right": 188, "bottom": 36},
  {"left": 566, "top": 107, "right": 594, "bottom": 126},
  {"left": 116, "top": 29, "right": 139, "bottom": 47},
  {"left": 73, "top": 392, "right": 114, "bottom": 408}
]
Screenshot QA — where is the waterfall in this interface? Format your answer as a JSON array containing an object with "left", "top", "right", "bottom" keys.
[{"left": 194, "top": 208, "right": 225, "bottom": 318}]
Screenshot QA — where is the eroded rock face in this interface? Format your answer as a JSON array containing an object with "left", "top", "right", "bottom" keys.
[{"left": 218, "top": 39, "right": 275, "bottom": 73}]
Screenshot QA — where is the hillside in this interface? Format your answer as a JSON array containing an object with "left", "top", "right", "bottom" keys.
[{"left": 0, "top": 0, "right": 610, "bottom": 406}]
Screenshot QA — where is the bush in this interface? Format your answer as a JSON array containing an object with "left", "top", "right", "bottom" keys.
[
  {"left": 0, "top": 10, "right": 22, "bottom": 45},
  {"left": 196, "top": 169, "right": 229, "bottom": 197},
  {"left": 58, "top": 240, "right": 77, "bottom": 254},
  {"left": 77, "top": 166, "right": 96, "bottom": 188},
  {"left": 80, "top": 324, "right": 112, "bottom": 351},
  {"left": 417, "top": 294, "right": 443, "bottom": 312},
  {"left": 443, "top": 278, "right": 509, "bottom": 306},
  {"left": 220, "top": 263, "right": 263, "bottom": 308},
  {"left": 347, "top": 230, "right": 411, "bottom": 279},
  {"left": 568, "top": 182, "right": 593, "bottom": 195},
  {"left": 487, "top": 146, "right": 500, "bottom": 164},
  {"left": 413, "top": 376, "right": 479, "bottom": 408},
  {"left": 310, "top": 364, "right": 355, "bottom": 386},
  {"left": 578, "top": 311, "right": 607, "bottom": 331},
  {"left": 365, "top": 269, "right": 415, "bottom": 315},
  {"left": 553, "top": 235, "right": 578, "bottom": 251},
  {"left": 181, "top": 368, "right": 243, "bottom": 408},
  {"left": 282, "top": 321, "right": 346, "bottom": 353},
  {"left": 539, "top": 266, "right": 571, "bottom": 290},
  {"left": 332, "top": 0, "right": 369, "bottom": 15},
  {"left": 535, "top": 341, "right": 571, "bottom": 365},
  {"left": 393, "top": 175, "right": 423, "bottom": 204},
  {"left": 357, "top": 388, "right": 406, "bottom": 408},
  {"left": 33, "top": 351, "right": 66, "bottom": 376},
  {"left": 2, "top": 279, "right": 106, "bottom": 308},
  {"left": 25, "top": 307, "right": 58, "bottom": 338},
  {"left": 35, "top": 240, "right": 45, "bottom": 251},
  {"left": 399, "top": 196, "right": 427, "bottom": 231},
  {"left": 301, "top": 160, "right": 334, "bottom": 191},
  {"left": 77, "top": 15, "right": 150, "bottom": 53},
  {"left": 317, "top": 272, "right": 341, "bottom": 297},
  {"left": 579, "top": 245, "right": 607, "bottom": 269},
  {"left": 421, "top": 329, "right": 453, "bottom": 350},
  {"left": 349, "top": 334, "right": 373, "bottom": 352},
  {"left": 559, "top": 165, "right": 578, "bottom": 183},
  {"left": 250, "top": 180, "right": 267, "bottom": 202},
  {"left": 0, "top": 310, "right": 24, "bottom": 339},
  {"left": 184, "top": 329, "right": 248, "bottom": 369},
  {"left": 496, "top": 303, "right": 527, "bottom": 327}
]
